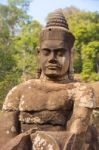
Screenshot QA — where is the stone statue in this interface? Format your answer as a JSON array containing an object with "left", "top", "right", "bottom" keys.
[{"left": 0, "top": 10, "right": 98, "bottom": 150}]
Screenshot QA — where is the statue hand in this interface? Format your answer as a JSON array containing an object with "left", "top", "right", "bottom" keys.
[{"left": 63, "top": 133, "right": 85, "bottom": 150}]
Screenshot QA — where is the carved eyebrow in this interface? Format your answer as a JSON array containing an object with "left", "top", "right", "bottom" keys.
[
  {"left": 42, "top": 48, "right": 50, "bottom": 51},
  {"left": 41, "top": 48, "right": 67, "bottom": 52},
  {"left": 54, "top": 48, "right": 67, "bottom": 51}
]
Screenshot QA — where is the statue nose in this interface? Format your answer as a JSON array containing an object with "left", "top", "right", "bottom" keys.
[{"left": 48, "top": 52, "right": 56, "bottom": 62}]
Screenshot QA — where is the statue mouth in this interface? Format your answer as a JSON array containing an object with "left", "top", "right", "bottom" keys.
[{"left": 47, "top": 65, "right": 61, "bottom": 70}]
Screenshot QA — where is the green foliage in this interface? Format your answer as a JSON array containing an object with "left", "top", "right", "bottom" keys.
[
  {"left": 8, "top": 0, "right": 32, "bottom": 10},
  {"left": 0, "top": 71, "right": 20, "bottom": 108},
  {"left": 0, "top": 3, "right": 30, "bottom": 35},
  {"left": 73, "top": 51, "right": 82, "bottom": 73},
  {"left": 13, "top": 20, "right": 42, "bottom": 77},
  {"left": 0, "top": 1, "right": 42, "bottom": 106},
  {"left": 63, "top": 8, "right": 99, "bottom": 79},
  {"left": 81, "top": 41, "right": 99, "bottom": 81}
]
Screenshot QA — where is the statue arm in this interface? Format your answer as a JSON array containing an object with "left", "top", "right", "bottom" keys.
[
  {"left": 64, "top": 106, "right": 92, "bottom": 149},
  {"left": 69, "top": 106, "right": 92, "bottom": 134},
  {"left": 0, "top": 85, "right": 21, "bottom": 147},
  {"left": 0, "top": 110, "right": 20, "bottom": 148},
  {"left": 65, "top": 84, "right": 96, "bottom": 149},
  {"left": 68, "top": 84, "right": 96, "bottom": 134}
]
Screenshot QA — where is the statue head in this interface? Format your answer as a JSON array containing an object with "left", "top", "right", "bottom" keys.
[{"left": 38, "top": 9, "right": 75, "bottom": 81}]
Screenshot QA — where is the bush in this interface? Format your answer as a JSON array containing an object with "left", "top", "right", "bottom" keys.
[{"left": 81, "top": 72, "right": 99, "bottom": 82}]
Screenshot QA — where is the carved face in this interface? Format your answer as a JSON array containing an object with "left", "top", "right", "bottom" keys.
[{"left": 39, "top": 40, "right": 70, "bottom": 79}]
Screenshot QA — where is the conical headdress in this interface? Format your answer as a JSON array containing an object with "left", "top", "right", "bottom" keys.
[
  {"left": 46, "top": 9, "right": 69, "bottom": 29},
  {"left": 39, "top": 9, "right": 75, "bottom": 49}
]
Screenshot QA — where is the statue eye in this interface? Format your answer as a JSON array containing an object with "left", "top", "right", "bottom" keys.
[
  {"left": 57, "top": 51, "right": 64, "bottom": 56},
  {"left": 57, "top": 49, "right": 67, "bottom": 56},
  {"left": 42, "top": 49, "right": 50, "bottom": 56}
]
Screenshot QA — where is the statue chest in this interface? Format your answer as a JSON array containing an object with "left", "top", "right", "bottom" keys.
[
  {"left": 18, "top": 81, "right": 74, "bottom": 132},
  {"left": 19, "top": 85, "right": 73, "bottom": 111}
]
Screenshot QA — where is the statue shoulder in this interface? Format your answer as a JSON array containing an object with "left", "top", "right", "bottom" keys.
[
  {"left": 73, "top": 82, "right": 96, "bottom": 109},
  {"left": 2, "top": 79, "right": 39, "bottom": 111},
  {"left": 2, "top": 83, "right": 23, "bottom": 111}
]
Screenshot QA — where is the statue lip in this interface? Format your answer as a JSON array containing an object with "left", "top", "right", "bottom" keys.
[{"left": 47, "top": 65, "right": 61, "bottom": 69}]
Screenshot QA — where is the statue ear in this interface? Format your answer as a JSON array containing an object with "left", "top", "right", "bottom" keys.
[
  {"left": 68, "top": 48, "right": 74, "bottom": 80},
  {"left": 36, "top": 46, "right": 40, "bottom": 55},
  {"left": 36, "top": 47, "right": 42, "bottom": 78}
]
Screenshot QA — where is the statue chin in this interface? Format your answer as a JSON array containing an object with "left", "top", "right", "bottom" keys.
[
  {"left": 44, "top": 68, "right": 68, "bottom": 78},
  {"left": 45, "top": 73, "right": 63, "bottom": 79},
  {"left": 45, "top": 74, "right": 68, "bottom": 82}
]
